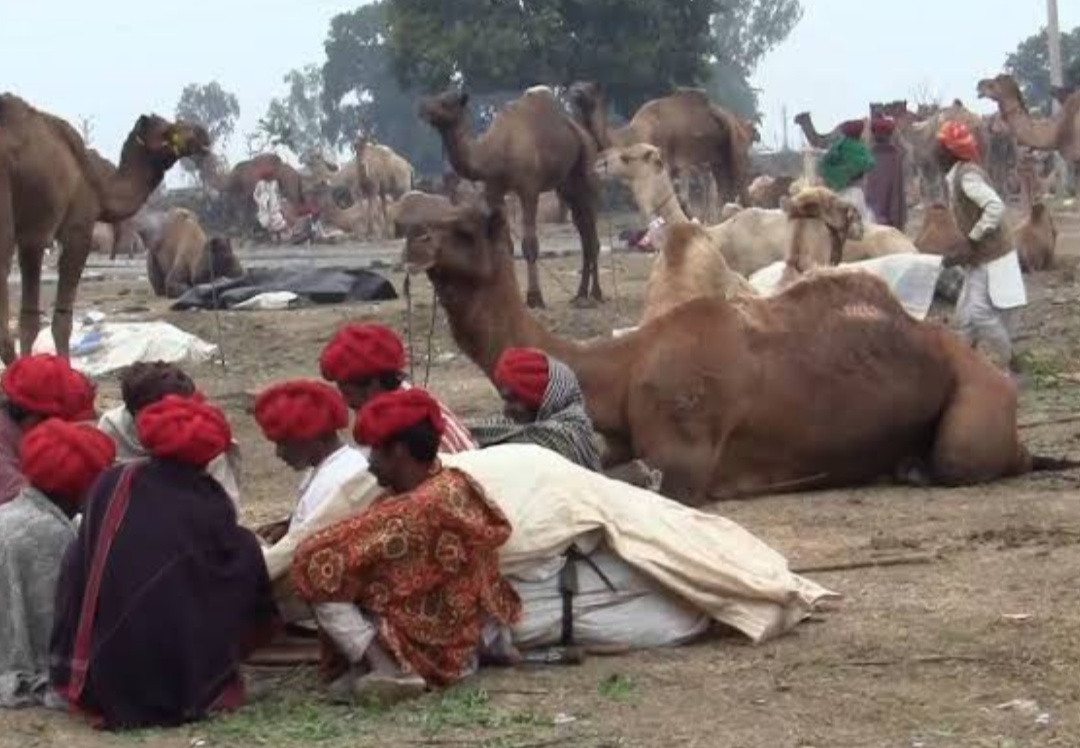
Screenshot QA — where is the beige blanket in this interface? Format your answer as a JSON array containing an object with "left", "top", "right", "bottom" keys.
[{"left": 263, "top": 444, "right": 837, "bottom": 644}]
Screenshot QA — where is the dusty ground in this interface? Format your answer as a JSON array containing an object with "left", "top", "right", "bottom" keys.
[{"left": 3, "top": 209, "right": 1080, "bottom": 748}]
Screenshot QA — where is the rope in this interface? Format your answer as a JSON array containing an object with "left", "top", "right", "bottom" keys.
[
  {"left": 404, "top": 273, "right": 416, "bottom": 382},
  {"left": 206, "top": 251, "right": 227, "bottom": 374}
]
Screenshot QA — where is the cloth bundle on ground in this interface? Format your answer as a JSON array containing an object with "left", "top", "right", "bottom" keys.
[
  {"left": 269, "top": 444, "right": 835, "bottom": 646},
  {"left": 470, "top": 349, "right": 602, "bottom": 471},
  {"left": 170, "top": 267, "right": 397, "bottom": 311}
]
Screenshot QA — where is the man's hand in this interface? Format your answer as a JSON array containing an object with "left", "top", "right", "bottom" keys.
[
  {"left": 255, "top": 518, "right": 290, "bottom": 545},
  {"left": 942, "top": 240, "right": 974, "bottom": 268}
]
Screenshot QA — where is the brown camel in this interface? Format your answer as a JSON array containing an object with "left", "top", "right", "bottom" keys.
[
  {"left": 195, "top": 152, "right": 305, "bottom": 233},
  {"left": 395, "top": 191, "right": 1076, "bottom": 505},
  {"left": 419, "top": 86, "right": 602, "bottom": 308},
  {"left": 570, "top": 82, "right": 750, "bottom": 212},
  {"left": 353, "top": 137, "right": 413, "bottom": 239},
  {"left": 977, "top": 74, "right": 1080, "bottom": 178},
  {"left": 0, "top": 93, "right": 209, "bottom": 362},
  {"left": 146, "top": 208, "right": 243, "bottom": 298},
  {"left": 914, "top": 203, "right": 966, "bottom": 255},
  {"left": 778, "top": 187, "right": 863, "bottom": 288},
  {"left": 1016, "top": 202, "right": 1057, "bottom": 273}
]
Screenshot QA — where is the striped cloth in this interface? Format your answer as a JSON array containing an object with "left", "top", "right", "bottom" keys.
[
  {"left": 468, "top": 357, "right": 602, "bottom": 470},
  {"left": 400, "top": 380, "right": 477, "bottom": 454}
]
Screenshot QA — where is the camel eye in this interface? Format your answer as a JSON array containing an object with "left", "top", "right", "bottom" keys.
[{"left": 620, "top": 154, "right": 630, "bottom": 164}]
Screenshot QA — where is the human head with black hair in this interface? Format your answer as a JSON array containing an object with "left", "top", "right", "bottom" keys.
[
  {"left": 354, "top": 388, "right": 445, "bottom": 493},
  {"left": 120, "top": 361, "right": 196, "bottom": 416},
  {"left": 319, "top": 323, "right": 408, "bottom": 409}
]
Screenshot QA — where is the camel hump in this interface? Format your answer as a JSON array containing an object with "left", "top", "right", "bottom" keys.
[{"left": 672, "top": 87, "right": 711, "bottom": 105}]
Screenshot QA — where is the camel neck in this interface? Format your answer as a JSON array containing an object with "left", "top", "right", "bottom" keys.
[
  {"left": 437, "top": 119, "right": 485, "bottom": 182},
  {"left": 95, "top": 138, "right": 166, "bottom": 222}
]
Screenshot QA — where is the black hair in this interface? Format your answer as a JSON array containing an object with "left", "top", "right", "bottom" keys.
[
  {"left": 377, "top": 371, "right": 406, "bottom": 391},
  {"left": 120, "top": 361, "right": 196, "bottom": 415},
  {"left": 387, "top": 418, "right": 441, "bottom": 462},
  {"left": 4, "top": 400, "right": 30, "bottom": 425}
]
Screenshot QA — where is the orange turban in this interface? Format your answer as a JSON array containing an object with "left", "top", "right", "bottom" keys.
[
  {"left": 254, "top": 379, "right": 348, "bottom": 442},
  {"left": 319, "top": 323, "right": 406, "bottom": 383},
  {"left": 136, "top": 394, "right": 232, "bottom": 467},
  {"left": 355, "top": 388, "right": 445, "bottom": 448},
  {"left": 1, "top": 354, "right": 96, "bottom": 420},
  {"left": 493, "top": 348, "right": 550, "bottom": 410},
  {"left": 937, "top": 121, "right": 980, "bottom": 162},
  {"left": 20, "top": 419, "right": 116, "bottom": 501}
]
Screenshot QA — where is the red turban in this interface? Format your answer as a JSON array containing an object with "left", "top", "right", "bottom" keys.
[
  {"left": 870, "top": 116, "right": 896, "bottom": 138},
  {"left": 839, "top": 119, "right": 865, "bottom": 139},
  {"left": 493, "top": 348, "right": 550, "bottom": 410},
  {"left": 1, "top": 354, "right": 96, "bottom": 420},
  {"left": 319, "top": 323, "right": 406, "bottom": 383},
  {"left": 254, "top": 379, "right": 348, "bottom": 442},
  {"left": 136, "top": 394, "right": 232, "bottom": 467},
  {"left": 355, "top": 388, "right": 446, "bottom": 448},
  {"left": 937, "top": 121, "right": 980, "bottom": 162},
  {"left": 20, "top": 419, "right": 115, "bottom": 501}
]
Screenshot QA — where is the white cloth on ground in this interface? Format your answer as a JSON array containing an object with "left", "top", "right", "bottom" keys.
[
  {"left": 98, "top": 405, "right": 243, "bottom": 506},
  {"left": 291, "top": 445, "right": 371, "bottom": 531}
]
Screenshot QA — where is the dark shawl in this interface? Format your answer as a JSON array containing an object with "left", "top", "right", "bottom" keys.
[
  {"left": 49, "top": 459, "right": 278, "bottom": 730},
  {"left": 865, "top": 141, "right": 908, "bottom": 230}
]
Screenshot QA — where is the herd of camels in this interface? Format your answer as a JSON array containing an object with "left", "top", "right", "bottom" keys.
[{"left": 1, "top": 71, "right": 1079, "bottom": 503}]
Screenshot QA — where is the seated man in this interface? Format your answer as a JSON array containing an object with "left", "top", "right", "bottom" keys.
[
  {"left": 252, "top": 379, "right": 369, "bottom": 551},
  {"left": 98, "top": 362, "right": 242, "bottom": 504},
  {"left": 51, "top": 395, "right": 279, "bottom": 730},
  {"left": 319, "top": 322, "right": 477, "bottom": 453},
  {"left": 292, "top": 388, "right": 521, "bottom": 705},
  {"left": 0, "top": 354, "right": 97, "bottom": 505},
  {"left": 469, "top": 347, "right": 601, "bottom": 470},
  {"left": 0, "top": 420, "right": 114, "bottom": 709}
]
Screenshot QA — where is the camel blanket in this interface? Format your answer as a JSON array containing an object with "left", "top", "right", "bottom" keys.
[
  {"left": 749, "top": 253, "right": 945, "bottom": 320},
  {"left": 265, "top": 444, "right": 836, "bottom": 644}
]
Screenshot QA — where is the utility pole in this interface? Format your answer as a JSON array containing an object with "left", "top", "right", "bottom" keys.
[
  {"left": 1047, "top": 0, "right": 1064, "bottom": 113},
  {"left": 781, "top": 104, "right": 789, "bottom": 151}
]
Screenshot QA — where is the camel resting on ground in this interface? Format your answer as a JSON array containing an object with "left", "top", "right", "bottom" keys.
[
  {"left": 395, "top": 191, "right": 1077, "bottom": 504},
  {"left": 146, "top": 208, "right": 243, "bottom": 298},
  {"left": 1016, "top": 202, "right": 1057, "bottom": 273},
  {"left": 0, "top": 93, "right": 209, "bottom": 362}
]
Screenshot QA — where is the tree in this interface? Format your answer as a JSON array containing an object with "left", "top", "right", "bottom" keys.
[
  {"left": 1005, "top": 26, "right": 1080, "bottom": 113},
  {"left": 175, "top": 81, "right": 241, "bottom": 146},
  {"left": 322, "top": 2, "right": 444, "bottom": 174},
  {"left": 257, "top": 65, "right": 331, "bottom": 158}
]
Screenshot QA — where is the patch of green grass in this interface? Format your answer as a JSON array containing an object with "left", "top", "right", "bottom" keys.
[
  {"left": 198, "top": 694, "right": 370, "bottom": 746},
  {"left": 597, "top": 674, "right": 635, "bottom": 702},
  {"left": 1015, "top": 350, "right": 1067, "bottom": 389},
  {"left": 406, "top": 687, "right": 548, "bottom": 734}
]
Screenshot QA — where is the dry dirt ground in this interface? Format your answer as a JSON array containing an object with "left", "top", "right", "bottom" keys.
[{"left": 4, "top": 209, "right": 1080, "bottom": 748}]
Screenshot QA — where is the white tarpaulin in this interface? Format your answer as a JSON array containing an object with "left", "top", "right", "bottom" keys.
[
  {"left": 749, "top": 254, "right": 945, "bottom": 320},
  {"left": 30, "top": 320, "right": 218, "bottom": 377}
]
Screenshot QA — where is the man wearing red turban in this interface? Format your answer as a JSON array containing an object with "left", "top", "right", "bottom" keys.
[
  {"left": 97, "top": 362, "right": 243, "bottom": 505},
  {"left": 319, "top": 323, "right": 477, "bottom": 454},
  {"left": 469, "top": 348, "right": 602, "bottom": 470},
  {"left": 864, "top": 115, "right": 908, "bottom": 230},
  {"left": 936, "top": 120, "right": 1026, "bottom": 372},
  {"left": 253, "top": 380, "right": 369, "bottom": 543},
  {"left": 51, "top": 394, "right": 279, "bottom": 729},
  {"left": 0, "top": 420, "right": 114, "bottom": 708},
  {"left": 0, "top": 354, "right": 98, "bottom": 505},
  {"left": 292, "top": 387, "right": 520, "bottom": 706}
]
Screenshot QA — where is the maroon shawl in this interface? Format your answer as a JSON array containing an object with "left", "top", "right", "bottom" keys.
[
  {"left": 50, "top": 459, "right": 279, "bottom": 730},
  {"left": 865, "top": 141, "right": 908, "bottom": 231}
]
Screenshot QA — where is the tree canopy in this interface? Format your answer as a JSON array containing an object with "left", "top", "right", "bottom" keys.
[
  {"left": 1005, "top": 26, "right": 1080, "bottom": 113},
  {"left": 175, "top": 81, "right": 240, "bottom": 146},
  {"left": 257, "top": 65, "right": 330, "bottom": 157}
]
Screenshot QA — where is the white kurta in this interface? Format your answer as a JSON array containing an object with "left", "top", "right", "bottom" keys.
[{"left": 290, "top": 445, "right": 371, "bottom": 531}]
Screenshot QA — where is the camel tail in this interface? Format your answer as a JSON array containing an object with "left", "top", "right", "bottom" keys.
[{"left": 1028, "top": 454, "right": 1080, "bottom": 473}]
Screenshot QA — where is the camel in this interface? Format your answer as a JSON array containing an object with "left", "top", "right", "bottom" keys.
[
  {"left": 978, "top": 74, "right": 1080, "bottom": 177},
  {"left": 1016, "top": 202, "right": 1057, "bottom": 273},
  {"left": 91, "top": 219, "right": 144, "bottom": 259},
  {"left": 570, "top": 81, "right": 750, "bottom": 213},
  {"left": 353, "top": 138, "right": 414, "bottom": 239},
  {"left": 0, "top": 93, "right": 209, "bottom": 362},
  {"left": 194, "top": 152, "right": 305, "bottom": 234},
  {"left": 146, "top": 208, "right": 243, "bottom": 298},
  {"left": 747, "top": 175, "right": 796, "bottom": 209},
  {"left": 395, "top": 191, "right": 1075, "bottom": 504},
  {"left": 777, "top": 187, "right": 864, "bottom": 288},
  {"left": 914, "top": 203, "right": 965, "bottom": 255},
  {"left": 419, "top": 86, "right": 602, "bottom": 308},
  {"left": 597, "top": 143, "right": 916, "bottom": 277},
  {"left": 308, "top": 180, "right": 367, "bottom": 237}
]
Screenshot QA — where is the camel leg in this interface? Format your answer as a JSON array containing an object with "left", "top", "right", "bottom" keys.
[
  {"left": 0, "top": 171, "right": 15, "bottom": 363},
  {"left": 931, "top": 376, "right": 1023, "bottom": 485},
  {"left": 51, "top": 223, "right": 93, "bottom": 360},
  {"left": 517, "top": 192, "right": 545, "bottom": 309},
  {"left": 17, "top": 243, "right": 44, "bottom": 358},
  {"left": 563, "top": 188, "right": 603, "bottom": 304}
]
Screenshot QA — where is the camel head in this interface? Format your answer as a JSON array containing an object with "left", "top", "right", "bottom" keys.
[
  {"left": 205, "top": 236, "right": 243, "bottom": 279},
  {"left": 396, "top": 190, "right": 507, "bottom": 282},
  {"left": 130, "top": 114, "right": 211, "bottom": 168},
  {"left": 568, "top": 81, "right": 603, "bottom": 116},
  {"left": 786, "top": 187, "right": 865, "bottom": 244},
  {"left": 418, "top": 89, "right": 470, "bottom": 130},
  {"left": 595, "top": 143, "right": 666, "bottom": 183},
  {"left": 793, "top": 111, "right": 812, "bottom": 127},
  {"left": 977, "top": 75, "right": 1023, "bottom": 107}
]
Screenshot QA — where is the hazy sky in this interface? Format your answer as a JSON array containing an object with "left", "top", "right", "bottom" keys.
[{"left": 1, "top": 0, "right": 1076, "bottom": 171}]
